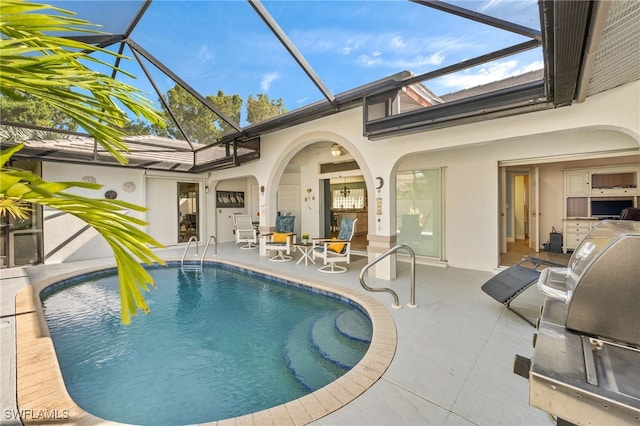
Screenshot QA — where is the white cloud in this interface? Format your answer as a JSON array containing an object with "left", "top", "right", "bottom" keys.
[
  {"left": 438, "top": 59, "right": 544, "bottom": 91},
  {"left": 394, "top": 52, "right": 445, "bottom": 69},
  {"left": 479, "top": 0, "right": 540, "bottom": 27},
  {"left": 341, "top": 37, "right": 365, "bottom": 56},
  {"left": 522, "top": 60, "right": 544, "bottom": 73},
  {"left": 197, "top": 45, "right": 213, "bottom": 63},
  {"left": 480, "top": 0, "right": 507, "bottom": 12},
  {"left": 260, "top": 72, "right": 280, "bottom": 91},
  {"left": 391, "top": 35, "right": 406, "bottom": 48},
  {"left": 358, "top": 51, "right": 383, "bottom": 67}
]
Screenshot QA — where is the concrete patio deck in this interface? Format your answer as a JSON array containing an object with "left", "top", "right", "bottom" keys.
[{"left": 1, "top": 242, "right": 551, "bottom": 425}]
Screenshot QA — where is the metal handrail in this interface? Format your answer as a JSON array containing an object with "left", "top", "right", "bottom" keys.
[
  {"left": 200, "top": 235, "right": 217, "bottom": 266},
  {"left": 181, "top": 236, "right": 199, "bottom": 266},
  {"left": 359, "top": 244, "right": 417, "bottom": 309}
]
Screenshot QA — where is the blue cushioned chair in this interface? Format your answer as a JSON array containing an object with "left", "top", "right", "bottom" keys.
[
  {"left": 262, "top": 215, "right": 296, "bottom": 261},
  {"left": 312, "top": 218, "right": 357, "bottom": 273}
]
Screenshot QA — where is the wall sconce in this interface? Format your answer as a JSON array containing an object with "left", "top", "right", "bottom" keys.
[
  {"left": 205, "top": 186, "right": 209, "bottom": 193},
  {"left": 330, "top": 144, "right": 343, "bottom": 157}
]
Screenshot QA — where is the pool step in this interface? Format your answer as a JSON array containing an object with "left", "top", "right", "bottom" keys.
[
  {"left": 180, "top": 263, "right": 202, "bottom": 273},
  {"left": 310, "top": 311, "right": 370, "bottom": 369},
  {"left": 284, "top": 316, "right": 347, "bottom": 392},
  {"left": 335, "top": 309, "right": 372, "bottom": 343}
]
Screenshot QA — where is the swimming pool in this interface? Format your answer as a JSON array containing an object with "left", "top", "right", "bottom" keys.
[{"left": 40, "top": 262, "right": 373, "bottom": 425}]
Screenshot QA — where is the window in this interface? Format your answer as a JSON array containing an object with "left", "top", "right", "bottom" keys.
[{"left": 332, "top": 188, "right": 366, "bottom": 209}]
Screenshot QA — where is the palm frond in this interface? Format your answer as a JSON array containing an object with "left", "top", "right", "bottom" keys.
[
  {"left": 0, "top": 0, "right": 166, "bottom": 164},
  {"left": 1, "top": 144, "right": 165, "bottom": 324}
]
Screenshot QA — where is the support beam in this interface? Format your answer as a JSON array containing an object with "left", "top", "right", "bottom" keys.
[
  {"left": 248, "top": 0, "right": 336, "bottom": 106},
  {"left": 126, "top": 38, "right": 243, "bottom": 133},
  {"left": 411, "top": 0, "right": 542, "bottom": 40}
]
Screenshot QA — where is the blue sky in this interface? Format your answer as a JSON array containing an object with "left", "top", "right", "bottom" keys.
[{"left": 53, "top": 0, "right": 542, "bottom": 124}]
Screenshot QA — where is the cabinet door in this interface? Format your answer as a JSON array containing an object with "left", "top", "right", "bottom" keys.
[{"left": 566, "top": 171, "right": 589, "bottom": 196}]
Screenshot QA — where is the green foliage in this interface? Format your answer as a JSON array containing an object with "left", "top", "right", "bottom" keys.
[
  {"left": 160, "top": 85, "right": 218, "bottom": 144},
  {"left": 0, "top": 0, "right": 167, "bottom": 324},
  {"left": 0, "top": 0, "right": 166, "bottom": 164},
  {"left": 209, "top": 90, "right": 242, "bottom": 134},
  {"left": 159, "top": 86, "right": 243, "bottom": 144},
  {"left": 1, "top": 145, "right": 165, "bottom": 324},
  {"left": 116, "top": 87, "right": 286, "bottom": 140},
  {"left": 246, "top": 93, "right": 287, "bottom": 124},
  {"left": 119, "top": 118, "right": 169, "bottom": 138},
  {"left": 0, "top": 94, "right": 77, "bottom": 131},
  {"left": 157, "top": 88, "right": 289, "bottom": 139},
  {"left": 0, "top": 123, "right": 72, "bottom": 142}
]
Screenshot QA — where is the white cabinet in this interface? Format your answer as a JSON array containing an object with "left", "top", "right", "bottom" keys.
[
  {"left": 563, "top": 219, "right": 598, "bottom": 253},
  {"left": 565, "top": 171, "right": 589, "bottom": 196},
  {"left": 590, "top": 170, "right": 638, "bottom": 195},
  {"left": 562, "top": 166, "right": 639, "bottom": 252}
]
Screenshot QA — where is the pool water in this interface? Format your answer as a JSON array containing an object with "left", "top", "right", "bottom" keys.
[{"left": 41, "top": 264, "right": 372, "bottom": 425}]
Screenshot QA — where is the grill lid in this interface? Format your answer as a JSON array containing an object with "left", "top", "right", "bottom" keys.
[{"left": 538, "top": 221, "right": 640, "bottom": 346}]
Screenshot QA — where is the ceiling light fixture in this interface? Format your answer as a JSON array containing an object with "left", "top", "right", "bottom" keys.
[
  {"left": 331, "top": 144, "right": 342, "bottom": 157},
  {"left": 340, "top": 177, "right": 351, "bottom": 197}
]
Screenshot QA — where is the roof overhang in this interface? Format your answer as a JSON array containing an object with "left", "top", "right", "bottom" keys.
[{"left": 540, "top": 0, "right": 594, "bottom": 107}]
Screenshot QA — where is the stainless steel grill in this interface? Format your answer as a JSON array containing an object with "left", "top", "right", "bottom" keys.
[{"left": 514, "top": 220, "right": 640, "bottom": 425}]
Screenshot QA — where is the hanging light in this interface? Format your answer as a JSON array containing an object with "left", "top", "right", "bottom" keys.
[
  {"left": 340, "top": 177, "right": 351, "bottom": 197},
  {"left": 331, "top": 144, "right": 342, "bottom": 157}
]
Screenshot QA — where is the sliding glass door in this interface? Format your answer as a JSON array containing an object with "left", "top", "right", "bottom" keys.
[
  {"left": 178, "top": 182, "right": 199, "bottom": 243},
  {"left": 396, "top": 168, "right": 443, "bottom": 259},
  {"left": 0, "top": 202, "right": 43, "bottom": 268}
]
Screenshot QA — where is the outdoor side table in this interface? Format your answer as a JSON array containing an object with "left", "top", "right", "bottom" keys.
[{"left": 294, "top": 242, "right": 316, "bottom": 266}]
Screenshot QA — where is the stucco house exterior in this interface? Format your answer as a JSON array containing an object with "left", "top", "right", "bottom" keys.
[{"left": 7, "top": 77, "right": 635, "bottom": 278}]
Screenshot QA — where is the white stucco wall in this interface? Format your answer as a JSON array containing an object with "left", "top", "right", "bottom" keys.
[
  {"left": 39, "top": 81, "right": 640, "bottom": 272},
  {"left": 212, "top": 177, "right": 257, "bottom": 244},
  {"left": 42, "top": 163, "right": 146, "bottom": 262},
  {"left": 41, "top": 164, "right": 216, "bottom": 261},
  {"left": 227, "top": 81, "right": 640, "bottom": 271}
]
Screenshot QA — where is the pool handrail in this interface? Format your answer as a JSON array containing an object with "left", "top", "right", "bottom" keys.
[
  {"left": 359, "top": 244, "right": 417, "bottom": 309},
  {"left": 201, "top": 235, "right": 217, "bottom": 266},
  {"left": 181, "top": 236, "right": 199, "bottom": 266}
]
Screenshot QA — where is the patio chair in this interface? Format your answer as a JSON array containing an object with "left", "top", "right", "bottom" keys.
[
  {"left": 312, "top": 218, "right": 357, "bottom": 273},
  {"left": 262, "top": 215, "right": 296, "bottom": 261},
  {"left": 233, "top": 214, "right": 258, "bottom": 249},
  {"left": 182, "top": 213, "right": 197, "bottom": 230},
  {"left": 481, "top": 256, "right": 565, "bottom": 326}
]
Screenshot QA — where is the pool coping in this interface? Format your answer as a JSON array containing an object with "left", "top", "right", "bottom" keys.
[{"left": 16, "top": 257, "right": 397, "bottom": 425}]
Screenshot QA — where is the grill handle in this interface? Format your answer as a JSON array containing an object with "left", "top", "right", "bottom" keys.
[{"left": 537, "top": 267, "right": 571, "bottom": 302}]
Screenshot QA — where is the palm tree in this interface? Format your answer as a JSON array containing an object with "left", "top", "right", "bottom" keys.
[{"left": 0, "top": 0, "right": 168, "bottom": 324}]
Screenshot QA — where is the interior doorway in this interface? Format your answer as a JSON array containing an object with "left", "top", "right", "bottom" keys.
[
  {"left": 500, "top": 167, "right": 532, "bottom": 266},
  {"left": 322, "top": 175, "right": 368, "bottom": 251}
]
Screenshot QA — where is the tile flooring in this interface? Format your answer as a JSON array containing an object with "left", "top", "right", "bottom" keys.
[{"left": 500, "top": 239, "right": 571, "bottom": 267}]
